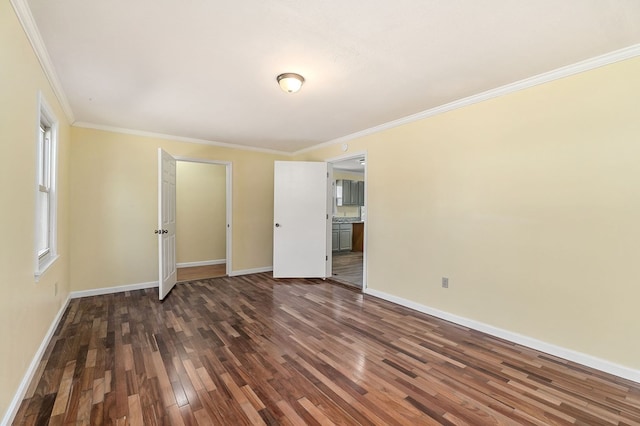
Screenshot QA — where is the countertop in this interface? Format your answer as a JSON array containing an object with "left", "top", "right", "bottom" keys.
[{"left": 332, "top": 217, "right": 365, "bottom": 224}]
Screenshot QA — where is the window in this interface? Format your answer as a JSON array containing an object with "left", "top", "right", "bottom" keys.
[{"left": 35, "top": 93, "right": 58, "bottom": 279}]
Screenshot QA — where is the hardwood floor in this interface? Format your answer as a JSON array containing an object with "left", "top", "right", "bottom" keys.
[
  {"left": 332, "top": 251, "right": 363, "bottom": 288},
  {"left": 13, "top": 273, "right": 640, "bottom": 425},
  {"left": 177, "top": 264, "right": 226, "bottom": 282}
]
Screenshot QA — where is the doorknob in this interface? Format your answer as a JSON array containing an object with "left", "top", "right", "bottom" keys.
[{"left": 275, "top": 223, "right": 281, "bottom": 228}]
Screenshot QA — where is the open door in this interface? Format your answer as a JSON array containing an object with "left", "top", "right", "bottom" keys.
[
  {"left": 273, "top": 161, "right": 330, "bottom": 278},
  {"left": 158, "top": 148, "right": 177, "bottom": 300}
]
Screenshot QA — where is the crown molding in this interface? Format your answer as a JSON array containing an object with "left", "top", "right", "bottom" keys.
[
  {"left": 10, "top": 0, "right": 75, "bottom": 124},
  {"left": 11, "top": 0, "right": 640, "bottom": 156},
  {"left": 295, "top": 43, "right": 640, "bottom": 156},
  {"left": 73, "top": 122, "right": 293, "bottom": 156}
]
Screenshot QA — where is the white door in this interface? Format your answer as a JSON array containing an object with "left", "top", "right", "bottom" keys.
[
  {"left": 158, "top": 149, "right": 177, "bottom": 300},
  {"left": 273, "top": 161, "right": 330, "bottom": 278}
]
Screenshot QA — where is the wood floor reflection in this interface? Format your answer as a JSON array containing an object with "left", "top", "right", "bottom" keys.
[
  {"left": 332, "top": 251, "right": 363, "bottom": 288},
  {"left": 13, "top": 273, "right": 640, "bottom": 425},
  {"left": 177, "top": 263, "right": 226, "bottom": 282}
]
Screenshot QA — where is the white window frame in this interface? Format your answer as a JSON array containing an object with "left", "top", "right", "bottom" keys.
[{"left": 34, "top": 92, "right": 59, "bottom": 280}]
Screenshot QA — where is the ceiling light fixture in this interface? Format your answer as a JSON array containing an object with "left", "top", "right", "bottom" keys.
[{"left": 277, "top": 73, "right": 305, "bottom": 93}]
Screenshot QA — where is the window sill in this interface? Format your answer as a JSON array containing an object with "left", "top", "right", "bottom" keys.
[{"left": 35, "top": 254, "right": 59, "bottom": 282}]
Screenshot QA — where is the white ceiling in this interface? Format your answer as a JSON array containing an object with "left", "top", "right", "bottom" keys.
[{"left": 23, "top": 0, "right": 640, "bottom": 153}]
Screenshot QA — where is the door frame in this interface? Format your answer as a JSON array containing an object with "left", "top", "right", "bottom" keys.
[
  {"left": 325, "top": 151, "right": 367, "bottom": 291},
  {"left": 174, "top": 156, "right": 233, "bottom": 276}
]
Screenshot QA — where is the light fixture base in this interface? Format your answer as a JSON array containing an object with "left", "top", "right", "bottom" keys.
[{"left": 277, "top": 73, "right": 305, "bottom": 93}]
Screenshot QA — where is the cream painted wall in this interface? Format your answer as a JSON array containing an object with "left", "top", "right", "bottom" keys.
[
  {"left": 176, "top": 162, "right": 226, "bottom": 263},
  {"left": 298, "top": 57, "right": 640, "bottom": 370},
  {"left": 70, "top": 127, "right": 286, "bottom": 290},
  {"left": 3, "top": 0, "right": 639, "bottom": 417},
  {"left": 336, "top": 205, "right": 360, "bottom": 218},
  {"left": 0, "top": 2, "right": 71, "bottom": 419},
  {"left": 334, "top": 171, "right": 364, "bottom": 181}
]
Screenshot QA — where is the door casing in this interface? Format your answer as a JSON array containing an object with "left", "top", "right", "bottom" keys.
[
  {"left": 326, "top": 151, "right": 367, "bottom": 291},
  {"left": 174, "top": 156, "right": 233, "bottom": 276}
]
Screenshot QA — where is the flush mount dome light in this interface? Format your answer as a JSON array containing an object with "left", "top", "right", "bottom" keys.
[{"left": 277, "top": 73, "right": 305, "bottom": 93}]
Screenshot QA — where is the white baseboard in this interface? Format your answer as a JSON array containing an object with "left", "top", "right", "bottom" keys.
[
  {"left": 229, "top": 266, "right": 273, "bottom": 277},
  {"left": 3, "top": 281, "right": 158, "bottom": 424},
  {"left": 70, "top": 281, "right": 158, "bottom": 299},
  {"left": 177, "top": 259, "right": 225, "bottom": 268},
  {"left": 11, "top": 278, "right": 636, "bottom": 426},
  {"left": 2, "top": 295, "right": 71, "bottom": 426},
  {"left": 364, "top": 288, "right": 640, "bottom": 384}
]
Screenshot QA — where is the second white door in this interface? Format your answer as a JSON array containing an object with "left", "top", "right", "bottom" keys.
[{"left": 273, "top": 161, "right": 331, "bottom": 278}]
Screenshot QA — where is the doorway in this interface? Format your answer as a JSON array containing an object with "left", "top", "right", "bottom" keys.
[
  {"left": 174, "top": 158, "right": 232, "bottom": 281},
  {"left": 328, "top": 152, "right": 366, "bottom": 290}
]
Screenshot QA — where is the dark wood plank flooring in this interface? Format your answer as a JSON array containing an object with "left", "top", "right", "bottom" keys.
[{"left": 13, "top": 273, "right": 640, "bottom": 425}]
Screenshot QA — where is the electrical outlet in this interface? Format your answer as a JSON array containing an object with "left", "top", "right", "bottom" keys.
[{"left": 442, "top": 277, "right": 449, "bottom": 288}]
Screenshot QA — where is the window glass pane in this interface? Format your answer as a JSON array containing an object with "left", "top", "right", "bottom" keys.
[
  {"left": 36, "top": 95, "right": 58, "bottom": 276},
  {"left": 37, "top": 190, "right": 49, "bottom": 255},
  {"left": 43, "top": 130, "right": 50, "bottom": 188},
  {"left": 38, "top": 127, "right": 45, "bottom": 187}
]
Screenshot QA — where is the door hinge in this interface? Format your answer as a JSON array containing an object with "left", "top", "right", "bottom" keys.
[
  {"left": 326, "top": 256, "right": 328, "bottom": 261},
  {"left": 326, "top": 214, "right": 328, "bottom": 219}
]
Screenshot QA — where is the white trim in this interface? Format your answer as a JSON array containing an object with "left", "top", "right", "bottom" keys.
[
  {"left": 173, "top": 156, "right": 230, "bottom": 166},
  {"left": 11, "top": 0, "right": 640, "bottom": 158},
  {"left": 364, "top": 288, "right": 640, "bottom": 384},
  {"left": 229, "top": 266, "right": 273, "bottom": 277},
  {"left": 177, "top": 259, "right": 225, "bottom": 268},
  {"left": 173, "top": 157, "right": 233, "bottom": 277},
  {"left": 6, "top": 280, "right": 637, "bottom": 425},
  {"left": 1, "top": 296, "right": 71, "bottom": 426},
  {"left": 294, "top": 43, "right": 640, "bottom": 156},
  {"left": 3, "top": 281, "right": 155, "bottom": 424},
  {"left": 324, "top": 150, "right": 368, "bottom": 165},
  {"left": 34, "top": 92, "right": 59, "bottom": 281},
  {"left": 225, "top": 163, "right": 233, "bottom": 276},
  {"left": 326, "top": 151, "right": 368, "bottom": 292},
  {"left": 34, "top": 254, "right": 59, "bottom": 282},
  {"left": 75, "top": 122, "right": 291, "bottom": 156},
  {"left": 70, "top": 281, "right": 158, "bottom": 299},
  {"left": 9, "top": 0, "right": 75, "bottom": 123}
]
